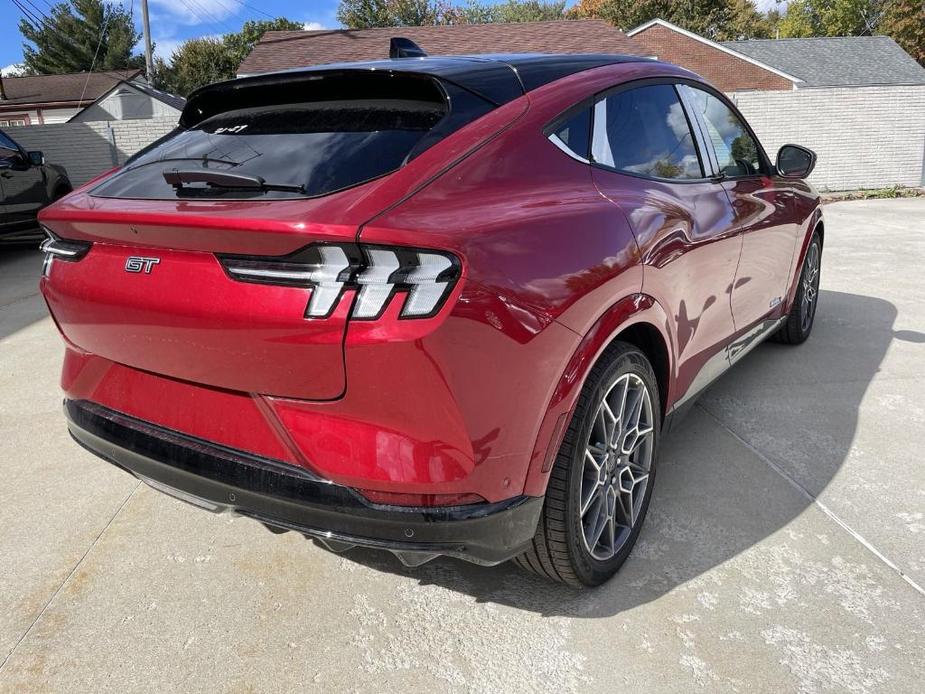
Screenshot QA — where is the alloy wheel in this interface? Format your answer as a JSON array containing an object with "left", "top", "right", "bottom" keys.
[
  {"left": 800, "top": 241, "right": 820, "bottom": 332},
  {"left": 579, "top": 373, "right": 655, "bottom": 561}
]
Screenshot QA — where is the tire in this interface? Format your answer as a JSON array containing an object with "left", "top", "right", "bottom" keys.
[
  {"left": 775, "top": 231, "right": 822, "bottom": 345},
  {"left": 514, "top": 342, "right": 660, "bottom": 587}
]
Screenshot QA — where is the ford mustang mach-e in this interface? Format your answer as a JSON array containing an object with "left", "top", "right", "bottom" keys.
[{"left": 39, "top": 49, "right": 821, "bottom": 586}]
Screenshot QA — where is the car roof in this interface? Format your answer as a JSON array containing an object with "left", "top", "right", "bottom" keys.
[{"left": 182, "top": 54, "right": 652, "bottom": 127}]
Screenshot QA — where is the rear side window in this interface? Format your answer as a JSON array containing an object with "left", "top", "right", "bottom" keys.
[
  {"left": 92, "top": 73, "right": 489, "bottom": 201},
  {"left": 549, "top": 108, "right": 591, "bottom": 160},
  {"left": 591, "top": 84, "right": 703, "bottom": 180}
]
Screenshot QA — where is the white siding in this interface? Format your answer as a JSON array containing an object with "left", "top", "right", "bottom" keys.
[
  {"left": 9, "top": 117, "right": 178, "bottom": 185},
  {"left": 37, "top": 107, "right": 82, "bottom": 124},
  {"left": 729, "top": 85, "right": 925, "bottom": 191},
  {"left": 73, "top": 84, "right": 182, "bottom": 122}
]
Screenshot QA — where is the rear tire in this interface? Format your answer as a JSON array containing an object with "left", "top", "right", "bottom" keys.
[
  {"left": 775, "top": 231, "right": 822, "bottom": 345},
  {"left": 514, "top": 342, "right": 660, "bottom": 587}
]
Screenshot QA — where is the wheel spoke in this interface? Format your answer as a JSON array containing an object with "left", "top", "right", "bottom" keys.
[
  {"left": 607, "top": 377, "right": 630, "bottom": 447},
  {"left": 580, "top": 479, "right": 603, "bottom": 517},
  {"left": 595, "top": 401, "right": 617, "bottom": 450},
  {"left": 584, "top": 448, "right": 603, "bottom": 471},
  {"left": 589, "top": 500, "right": 609, "bottom": 548}
]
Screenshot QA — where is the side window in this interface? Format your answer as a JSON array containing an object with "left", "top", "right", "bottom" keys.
[
  {"left": 680, "top": 85, "right": 764, "bottom": 178},
  {"left": 0, "top": 132, "right": 20, "bottom": 163},
  {"left": 590, "top": 84, "right": 703, "bottom": 180},
  {"left": 549, "top": 108, "right": 591, "bottom": 161}
]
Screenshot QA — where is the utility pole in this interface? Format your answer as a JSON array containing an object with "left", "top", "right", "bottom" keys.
[{"left": 141, "top": 0, "right": 155, "bottom": 86}]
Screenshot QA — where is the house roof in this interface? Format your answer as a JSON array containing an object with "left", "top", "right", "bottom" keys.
[
  {"left": 721, "top": 36, "right": 925, "bottom": 87},
  {"left": 627, "top": 18, "right": 803, "bottom": 85},
  {"left": 118, "top": 82, "right": 186, "bottom": 111},
  {"left": 237, "top": 20, "right": 648, "bottom": 75},
  {"left": 0, "top": 69, "right": 144, "bottom": 108},
  {"left": 66, "top": 80, "right": 186, "bottom": 122}
]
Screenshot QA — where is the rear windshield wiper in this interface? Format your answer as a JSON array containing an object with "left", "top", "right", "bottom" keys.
[{"left": 163, "top": 169, "right": 305, "bottom": 194}]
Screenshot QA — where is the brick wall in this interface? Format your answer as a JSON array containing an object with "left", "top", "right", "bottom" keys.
[
  {"left": 10, "top": 116, "right": 177, "bottom": 186},
  {"left": 730, "top": 85, "right": 925, "bottom": 191},
  {"left": 634, "top": 24, "right": 793, "bottom": 92}
]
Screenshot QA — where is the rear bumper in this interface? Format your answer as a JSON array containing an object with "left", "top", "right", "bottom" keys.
[{"left": 65, "top": 399, "right": 542, "bottom": 566}]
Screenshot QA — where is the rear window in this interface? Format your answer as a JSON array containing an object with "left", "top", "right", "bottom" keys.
[{"left": 91, "top": 73, "right": 487, "bottom": 201}]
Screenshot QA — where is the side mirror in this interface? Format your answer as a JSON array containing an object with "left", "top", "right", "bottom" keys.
[
  {"left": 27, "top": 150, "right": 45, "bottom": 167},
  {"left": 776, "top": 144, "right": 816, "bottom": 179}
]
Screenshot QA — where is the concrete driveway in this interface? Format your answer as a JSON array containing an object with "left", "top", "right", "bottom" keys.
[{"left": 1, "top": 199, "right": 923, "bottom": 693}]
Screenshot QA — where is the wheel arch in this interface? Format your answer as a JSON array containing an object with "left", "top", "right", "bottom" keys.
[{"left": 522, "top": 293, "right": 675, "bottom": 497}]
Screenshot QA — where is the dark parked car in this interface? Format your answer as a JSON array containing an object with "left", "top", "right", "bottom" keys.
[
  {"left": 39, "top": 50, "right": 821, "bottom": 586},
  {"left": 0, "top": 128, "right": 71, "bottom": 243}
]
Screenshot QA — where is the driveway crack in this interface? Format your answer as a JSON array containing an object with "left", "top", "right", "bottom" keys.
[{"left": 0, "top": 481, "right": 142, "bottom": 674}]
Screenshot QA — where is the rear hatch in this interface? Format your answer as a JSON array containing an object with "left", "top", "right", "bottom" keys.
[{"left": 39, "top": 67, "right": 504, "bottom": 400}]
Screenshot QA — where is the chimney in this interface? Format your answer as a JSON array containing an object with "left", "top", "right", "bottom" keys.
[{"left": 0, "top": 73, "right": 7, "bottom": 101}]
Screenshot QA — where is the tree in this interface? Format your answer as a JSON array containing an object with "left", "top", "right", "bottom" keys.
[
  {"left": 778, "top": 0, "right": 884, "bottom": 38},
  {"left": 337, "top": 0, "right": 566, "bottom": 27},
  {"left": 487, "top": 1, "right": 566, "bottom": 22},
  {"left": 569, "top": 0, "right": 771, "bottom": 39},
  {"left": 223, "top": 18, "right": 305, "bottom": 66},
  {"left": 337, "top": 0, "right": 453, "bottom": 27},
  {"left": 877, "top": 0, "right": 924, "bottom": 64},
  {"left": 720, "top": 0, "right": 773, "bottom": 40},
  {"left": 569, "top": 0, "right": 670, "bottom": 29},
  {"left": 155, "top": 38, "right": 238, "bottom": 97},
  {"left": 155, "top": 18, "right": 304, "bottom": 96},
  {"left": 19, "top": 0, "right": 143, "bottom": 75}
]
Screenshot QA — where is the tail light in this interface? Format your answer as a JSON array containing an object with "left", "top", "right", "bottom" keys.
[
  {"left": 219, "top": 243, "right": 460, "bottom": 320},
  {"left": 40, "top": 228, "right": 92, "bottom": 276}
]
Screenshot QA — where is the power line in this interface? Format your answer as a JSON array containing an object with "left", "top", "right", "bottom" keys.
[
  {"left": 178, "top": 0, "right": 239, "bottom": 34},
  {"left": 225, "top": 0, "right": 277, "bottom": 22},
  {"left": 9, "top": 0, "right": 91, "bottom": 72},
  {"left": 78, "top": 5, "right": 113, "bottom": 104}
]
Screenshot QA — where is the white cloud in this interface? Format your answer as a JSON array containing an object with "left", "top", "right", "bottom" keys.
[
  {"left": 303, "top": 22, "right": 325, "bottom": 31},
  {"left": 1, "top": 63, "right": 24, "bottom": 77},
  {"left": 149, "top": 0, "right": 238, "bottom": 27},
  {"left": 152, "top": 38, "right": 183, "bottom": 60}
]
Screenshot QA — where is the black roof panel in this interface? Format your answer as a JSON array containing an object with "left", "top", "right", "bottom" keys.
[{"left": 182, "top": 53, "right": 649, "bottom": 127}]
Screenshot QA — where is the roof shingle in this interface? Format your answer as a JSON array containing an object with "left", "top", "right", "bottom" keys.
[
  {"left": 0, "top": 69, "right": 143, "bottom": 107},
  {"left": 721, "top": 36, "right": 925, "bottom": 87},
  {"left": 237, "top": 20, "right": 648, "bottom": 75}
]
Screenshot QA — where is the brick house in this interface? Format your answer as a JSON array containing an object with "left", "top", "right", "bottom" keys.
[{"left": 626, "top": 19, "right": 800, "bottom": 91}]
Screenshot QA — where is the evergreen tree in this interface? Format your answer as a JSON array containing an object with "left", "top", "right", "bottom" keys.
[{"left": 19, "top": 0, "right": 142, "bottom": 75}]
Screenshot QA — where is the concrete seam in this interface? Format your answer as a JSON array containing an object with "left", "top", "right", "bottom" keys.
[
  {"left": 697, "top": 402, "right": 925, "bottom": 598},
  {"left": 0, "top": 481, "right": 142, "bottom": 674}
]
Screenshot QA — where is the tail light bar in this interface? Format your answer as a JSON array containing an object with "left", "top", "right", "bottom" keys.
[
  {"left": 40, "top": 228, "right": 92, "bottom": 276},
  {"left": 219, "top": 243, "right": 460, "bottom": 320}
]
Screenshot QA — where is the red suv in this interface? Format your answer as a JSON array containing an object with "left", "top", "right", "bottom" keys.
[{"left": 39, "top": 52, "right": 822, "bottom": 586}]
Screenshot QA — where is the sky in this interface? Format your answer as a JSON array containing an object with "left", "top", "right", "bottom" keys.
[{"left": 0, "top": 0, "right": 783, "bottom": 76}]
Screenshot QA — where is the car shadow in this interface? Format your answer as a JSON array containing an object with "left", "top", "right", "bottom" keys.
[
  {"left": 321, "top": 289, "right": 923, "bottom": 617},
  {"left": 0, "top": 247, "right": 48, "bottom": 343}
]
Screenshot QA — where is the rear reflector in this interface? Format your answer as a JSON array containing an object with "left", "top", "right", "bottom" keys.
[
  {"left": 357, "top": 489, "right": 487, "bottom": 507},
  {"left": 219, "top": 243, "right": 460, "bottom": 320}
]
